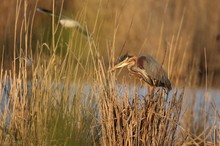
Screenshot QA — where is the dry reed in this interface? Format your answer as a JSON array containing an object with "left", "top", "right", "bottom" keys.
[{"left": 0, "top": 0, "right": 219, "bottom": 145}]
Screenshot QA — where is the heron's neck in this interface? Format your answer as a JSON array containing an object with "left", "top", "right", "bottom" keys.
[
  {"left": 127, "top": 57, "right": 149, "bottom": 82},
  {"left": 127, "top": 58, "right": 138, "bottom": 73}
]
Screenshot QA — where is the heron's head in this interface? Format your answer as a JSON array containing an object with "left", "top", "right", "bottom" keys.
[{"left": 111, "top": 53, "right": 133, "bottom": 71}]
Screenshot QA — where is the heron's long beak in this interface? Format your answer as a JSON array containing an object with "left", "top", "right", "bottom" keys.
[{"left": 110, "top": 61, "right": 129, "bottom": 72}]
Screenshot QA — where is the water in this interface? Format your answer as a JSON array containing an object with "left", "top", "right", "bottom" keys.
[
  {"left": 1, "top": 78, "right": 11, "bottom": 128},
  {"left": 1, "top": 79, "right": 220, "bottom": 128}
]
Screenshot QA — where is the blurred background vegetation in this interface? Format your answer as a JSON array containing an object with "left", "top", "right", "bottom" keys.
[{"left": 1, "top": 0, "right": 220, "bottom": 87}]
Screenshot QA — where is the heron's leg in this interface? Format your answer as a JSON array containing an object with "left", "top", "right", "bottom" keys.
[
  {"left": 144, "top": 86, "right": 155, "bottom": 101},
  {"left": 149, "top": 86, "right": 155, "bottom": 98},
  {"left": 144, "top": 86, "right": 156, "bottom": 102}
]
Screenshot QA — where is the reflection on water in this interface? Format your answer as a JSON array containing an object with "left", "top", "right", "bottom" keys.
[
  {"left": 183, "top": 87, "right": 220, "bottom": 110},
  {"left": 1, "top": 79, "right": 220, "bottom": 127},
  {"left": 182, "top": 87, "right": 220, "bottom": 123},
  {"left": 1, "top": 78, "right": 11, "bottom": 128}
]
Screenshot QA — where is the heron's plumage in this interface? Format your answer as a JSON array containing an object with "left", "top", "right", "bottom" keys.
[
  {"left": 138, "top": 54, "right": 172, "bottom": 91},
  {"left": 113, "top": 53, "right": 172, "bottom": 92}
]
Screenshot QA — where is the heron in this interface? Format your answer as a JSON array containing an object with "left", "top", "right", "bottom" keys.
[{"left": 111, "top": 53, "right": 172, "bottom": 96}]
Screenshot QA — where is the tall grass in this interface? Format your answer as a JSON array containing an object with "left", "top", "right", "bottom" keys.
[
  {"left": 0, "top": 0, "right": 98, "bottom": 145},
  {"left": 0, "top": 0, "right": 219, "bottom": 145},
  {"left": 94, "top": 65, "right": 184, "bottom": 145}
]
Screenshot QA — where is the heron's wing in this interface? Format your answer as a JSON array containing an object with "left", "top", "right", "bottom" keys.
[
  {"left": 141, "top": 55, "right": 162, "bottom": 79},
  {"left": 142, "top": 55, "right": 171, "bottom": 90}
]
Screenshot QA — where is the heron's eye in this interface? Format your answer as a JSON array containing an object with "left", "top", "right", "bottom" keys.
[
  {"left": 118, "top": 53, "right": 132, "bottom": 63},
  {"left": 118, "top": 56, "right": 125, "bottom": 62}
]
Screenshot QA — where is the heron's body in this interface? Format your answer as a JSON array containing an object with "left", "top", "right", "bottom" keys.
[{"left": 112, "top": 53, "right": 172, "bottom": 92}]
